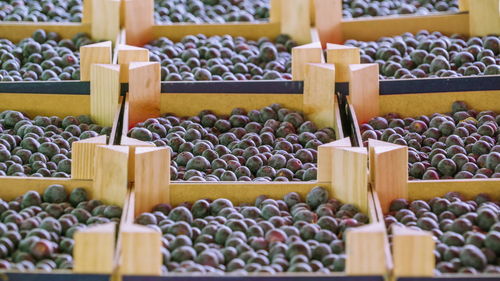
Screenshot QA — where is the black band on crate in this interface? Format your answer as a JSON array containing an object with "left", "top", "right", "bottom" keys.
[{"left": 0, "top": 81, "right": 91, "bottom": 95}]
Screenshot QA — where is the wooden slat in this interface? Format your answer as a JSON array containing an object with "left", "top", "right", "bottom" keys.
[
  {"left": 90, "top": 64, "right": 121, "bottom": 127},
  {"left": 128, "top": 62, "right": 161, "bottom": 128},
  {"left": 326, "top": 44, "right": 360, "bottom": 83},
  {"left": 372, "top": 190, "right": 394, "bottom": 272},
  {"left": 121, "top": 137, "right": 155, "bottom": 182},
  {"left": 314, "top": 0, "right": 343, "bottom": 47},
  {"left": 82, "top": 0, "right": 92, "bottom": 23},
  {"left": 71, "top": 135, "right": 108, "bottom": 180},
  {"left": 117, "top": 45, "right": 150, "bottom": 82},
  {"left": 74, "top": 223, "right": 116, "bottom": 274},
  {"left": 392, "top": 226, "right": 435, "bottom": 277},
  {"left": 0, "top": 23, "right": 90, "bottom": 43},
  {"left": 269, "top": 0, "right": 282, "bottom": 23},
  {"left": 459, "top": 0, "right": 470, "bottom": 11},
  {"left": 331, "top": 147, "right": 368, "bottom": 213},
  {"left": 80, "top": 41, "right": 113, "bottom": 81},
  {"left": 349, "top": 64, "right": 379, "bottom": 125},
  {"left": 345, "top": 223, "right": 387, "bottom": 275},
  {"left": 408, "top": 179, "right": 500, "bottom": 201},
  {"left": 469, "top": 0, "right": 500, "bottom": 36},
  {"left": 281, "top": 0, "right": 312, "bottom": 44},
  {"left": 317, "top": 138, "right": 352, "bottom": 183},
  {"left": 291, "top": 42, "right": 323, "bottom": 81},
  {"left": 124, "top": 0, "right": 154, "bottom": 46},
  {"left": 334, "top": 100, "right": 344, "bottom": 139},
  {"left": 93, "top": 145, "right": 129, "bottom": 206},
  {"left": 120, "top": 224, "right": 162, "bottom": 276},
  {"left": 369, "top": 140, "right": 408, "bottom": 214},
  {"left": 303, "top": 63, "right": 336, "bottom": 128},
  {"left": 134, "top": 147, "right": 170, "bottom": 217},
  {"left": 341, "top": 13, "right": 470, "bottom": 42},
  {"left": 91, "top": 0, "right": 121, "bottom": 42}
]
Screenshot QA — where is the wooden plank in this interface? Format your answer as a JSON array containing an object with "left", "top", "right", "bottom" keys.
[
  {"left": 91, "top": 0, "right": 121, "bottom": 42},
  {"left": 82, "top": 0, "right": 93, "bottom": 23},
  {"left": 318, "top": 138, "right": 352, "bottom": 183},
  {"left": 74, "top": 223, "right": 116, "bottom": 274},
  {"left": 120, "top": 224, "right": 162, "bottom": 276},
  {"left": 0, "top": 94, "right": 90, "bottom": 118},
  {"left": 80, "top": 41, "right": 113, "bottom": 81},
  {"left": 371, "top": 191, "right": 394, "bottom": 272},
  {"left": 121, "top": 137, "right": 155, "bottom": 182},
  {"left": 71, "top": 135, "right": 108, "bottom": 180},
  {"left": 281, "top": 0, "right": 312, "bottom": 45},
  {"left": 349, "top": 104, "right": 363, "bottom": 146},
  {"left": 408, "top": 179, "right": 500, "bottom": 201},
  {"left": 269, "top": 0, "right": 282, "bottom": 23},
  {"left": 392, "top": 226, "right": 435, "bottom": 277},
  {"left": 314, "top": 0, "right": 343, "bottom": 47},
  {"left": 0, "top": 178, "right": 93, "bottom": 201},
  {"left": 469, "top": 0, "right": 500, "bottom": 37},
  {"left": 334, "top": 101, "right": 344, "bottom": 139},
  {"left": 370, "top": 141, "right": 408, "bottom": 214},
  {"left": 379, "top": 90, "right": 500, "bottom": 117},
  {"left": 331, "top": 147, "right": 368, "bottom": 214},
  {"left": 169, "top": 182, "right": 328, "bottom": 207},
  {"left": 128, "top": 62, "right": 161, "bottom": 128},
  {"left": 91, "top": 64, "right": 121, "bottom": 127},
  {"left": 124, "top": 0, "right": 154, "bottom": 46},
  {"left": 118, "top": 45, "right": 150, "bottom": 82},
  {"left": 345, "top": 223, "right": 387, "bottom": 276},
  {"left": 326, "top": 44, "right": 360, "bottom": 83},
  {"left": 151, "top": 22, "right": 282, "bottom": 43},
  {"left": 459, "top": 0, "right": 470, "bottom": 11},
  {"left": 134, "top": 147, "right": 170, "bottom": 217},
  {"left": 161, "top": 93, "right": 304, "bottom": 117},
  {"left": 341, "top": 13, "right": 470, "bottom": 42},
  {"left": 291, "top": 42, "right": 324, "bottom": 81},
  {"left": 93, "top": 145, "right": 129, "bottom": 206},
  {"left": 0, "top": 23, "right": 90, "bottom": 43},
  {"left": 349, "top": 64, "right": 379, "bottom": 125},
  {"left": 303, "top": 63, "right": 336, "bottom": 128}
]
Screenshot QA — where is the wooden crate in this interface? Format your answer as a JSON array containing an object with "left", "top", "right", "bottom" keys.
[
  {"left": 314, "top": 0, "right": 499, "bottom": 44},
  {"left": 114, "top": 142, "right": 390, "bottom": 278},
  {"left": 0, "top": 79, "right": 124, "bottom": 181},
  {"left": 122, "top": 0, "right": 317, "bottom": 46}
]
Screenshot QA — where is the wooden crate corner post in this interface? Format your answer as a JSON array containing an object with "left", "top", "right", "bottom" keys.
[
  {"left": 368, "top": 140, "right": 408, "bottom": 213},
  {"left": 74, "top": 223, "right": 116, "bottom": 274},
  {"left": 118, "top": 45, "right": 150, "bottom": 82},
  {"left": 331, "top": 147, "right": 369, "bottom": 213},
  {"left": 346, "top": 223, "right": 388, "bottom": 276},
  {"left": 326, "top": 44, "right": 360, "bottom": 82},
  {"left": 120, "top": 224, "right": 162, "bottom": 276},
  {"left": 93, "top": 145, "right": 129, "bottom": 206},
  {"left": 281, "top": 0, "right": 312, "bottom": 45},
  {"left": 80, "top": 41, "right": 113, "bottom": 81},
  {"left": 303, "top": 63, "right": 336, "bottom": 129},
  {"left": 291, "top": 42, "right": 323, "bottom": 80},
  {"left": 121, "top": 137, "right": 155, "bottom": 182},
  {"left": 91, "top": 0, "right": 121, "bottom": 42},
  {"left": 469, "top": 0, "right": 500, "bottom": 36},
  {"left": 134, "top": 147, "right": 171, "bottom": 217},
  {"left": 269, "top": 0, "right": 283, "bottom": 23},
  {"left": 348, "top": 63, "right": 380, "bottom": 124},
  {"left": 124, "top": 0, "right": 154, "bottom": 46},
  {"left": 90, "top": 64, "right": 121, "bottom": 127},
  {"left": 314, "top": 0, "right": 343, "bottom": 47},
  {"left": 317, "top": 138, "right": 352, "bottom": 183},
  {"left": 458, "top": 0, "right": 470, "bottom": 11},
  {"left": 392, "top": 226, "right": 435, "bottom": 277},
  {"left": 71, "top": 135, "right": 108, "bottom": 180},
  {"left": 128, "top": 62, "right": 161, "bottom": 128}
]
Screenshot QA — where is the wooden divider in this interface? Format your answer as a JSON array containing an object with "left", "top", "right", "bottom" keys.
[
  {"left": 349, "top": 64, "right": 379, "bottom": 125},
  {"left": 119, "top": 224, "right": 162, "bottom": 276},
  {"left": 90, "top": 64, "right": 121, "bottom": 127},
  {"left": 71, "top": 135, "right": 108, "bottom": 180},
  {"left": 392, "top": 226, "right": 435, "bottom": 277},
  {"left": 118, "top": 45, "right": 150, "bottom": 82},
  {"left": 93, "top": 145, "right": 129, "bottom": 206},
  {"left": 91, "top": 0, "right": 121, "bottom": 42},
  {"left": 303, "top": 63, "right": 336, "bottom": 128},
  {"left": 124, "top": 0, "right": 154, "bottom": 46},
  {"left": 134, "top": 147, "right": 170, "bottom": 217},
  {"left": 281, "top": 0, "right": 312, "bottom": 44},
  {"left": 291, "top": 42, "right": 323, "bottom": 80},
  {"left": 317, "top": 138, "right": 351, "bottom": 183},
  {"left": 80, "top": 41, "right": 113, "bottom": 81},
  {"left": 346, "top": 223, "right": 388, "bottom": 276},
  {"left": 128, "top": 62, "right": 161, "bottom": 128},
  {"left": 326, "top": 44, "right": 360, "bottom": 82},
  {"left": 331, "top": 147, "right": 369, "bottom": 213},
  {"left": 74, "top": 223, "right": 116, "bottom": 274},
  {"left": 368, "top": 140, "right": 408, "bottom": 214},
  {"left": 269, "top": 0, "right": 282, "bottom": 23},
  {"left": 469, "top": 0, "right": 500, "bottom": 36},
  {"left": 314, "top": 0, "right": 343, "bottom": 47},
  {"left": 121, "top": 137, "right": 155, "bottom": 182}
]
